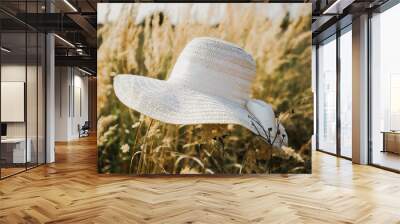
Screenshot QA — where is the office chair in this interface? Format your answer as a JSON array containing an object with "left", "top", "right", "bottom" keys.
[{"left": 79, "top": 121, "right": 90, "bottom": 138}]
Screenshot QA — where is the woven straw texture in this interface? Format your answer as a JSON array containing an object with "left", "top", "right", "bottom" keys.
[{"left": 114, "top": 37, "right": 284, "bottom": 140}]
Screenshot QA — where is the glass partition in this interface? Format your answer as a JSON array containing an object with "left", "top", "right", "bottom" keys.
[
  {"left": 27, "top": 31, "right": 38, "bottom": 169},
  {"left": 339, "top": 27, "right": 352, "bottom": 158},
  {"left": 371, "top": 3, "right": 400, "bottom": 171},
  {"left": 0, "top": 1, "right": 46, "bottom": 179},
  {"left": 1, "top": 30, "right": 28, "bottom": 177},
  {"left": 317, "top": 35, "right": 337, "bottom": 154},
  {"left": 38, "top": 32, "right": 45, "bottom": 165}
]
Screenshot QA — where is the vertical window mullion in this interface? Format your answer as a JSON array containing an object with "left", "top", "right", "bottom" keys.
[
  {"left": 25, "top": 0, "right": 28, "bottom": 171},
  {"left": 336, "top": 28, "right": 341, "bottom": 157},
  {"left": 0, "top": 19, "right": 2, "bottom": 179},
  {"left": 316, "top": 44, "right": 319, "bottom": 151},
  {"left": 367, "top": 11, "right": 373, "bottom": 165},
  {"left": 36, "top": 0, "right": 39, "bottom": 167}
]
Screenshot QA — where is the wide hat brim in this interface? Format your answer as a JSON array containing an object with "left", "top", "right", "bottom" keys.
[{"left": 113, "top": 74, "right": 257, "bottom": 133}]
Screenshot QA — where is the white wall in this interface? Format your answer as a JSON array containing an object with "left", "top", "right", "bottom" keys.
[
  {"left": 54, "top": 67, "right": 89, "bottom": 141},
  {"left": 55, "top": 67, "right": 69, "bottom": 141},
  {"left": 1, "top": 65, "right": 26, "bottom": 140},
  {"left": 70, "top": 72, "right": 89, "bottom": 139},
  {"left": 1, "top": 65, "right": 37, "bottom": 138}
]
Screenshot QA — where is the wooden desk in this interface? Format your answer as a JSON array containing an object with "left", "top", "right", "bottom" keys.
[
  {"left": 1, "top": 138, "right": 31, "bottom": 163},
  {"left": 382, "top": 131, "right": 400, "bottom": 154}
]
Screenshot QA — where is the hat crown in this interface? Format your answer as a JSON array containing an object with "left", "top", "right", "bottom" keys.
[{"left": 168, "top": 37, "right": 256, "bottom": 106}]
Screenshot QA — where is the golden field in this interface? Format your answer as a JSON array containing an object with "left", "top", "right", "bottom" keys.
[{"left": 97, "top": 4, "right": 313, "bottom": 174}]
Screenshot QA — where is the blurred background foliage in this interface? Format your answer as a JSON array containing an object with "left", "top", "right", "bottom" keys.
[{"left": 97, "top": 4, "right": 312, "bottom": 174}]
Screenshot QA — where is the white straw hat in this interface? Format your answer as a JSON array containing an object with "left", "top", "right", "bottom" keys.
[{"left": 114, "top": 37, "right": 288, "bottom": 146}]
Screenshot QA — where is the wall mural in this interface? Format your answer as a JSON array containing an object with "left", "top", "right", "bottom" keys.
[{"left": 97, "top": 3, "right": 313, "bottom": 175}]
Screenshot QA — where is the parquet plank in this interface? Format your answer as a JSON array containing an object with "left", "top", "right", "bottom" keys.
[{"left": 0, "top": 135, "right": 399, "bottom": 223}]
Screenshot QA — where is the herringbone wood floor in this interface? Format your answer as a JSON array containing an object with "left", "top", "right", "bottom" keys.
[{"left": 1, "top": 136, "right": 400, "bottom": 224}]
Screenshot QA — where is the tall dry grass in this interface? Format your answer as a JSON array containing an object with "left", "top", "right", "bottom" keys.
[{"left": 97, "top": 4, "right": 312, "bottom": 174}]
